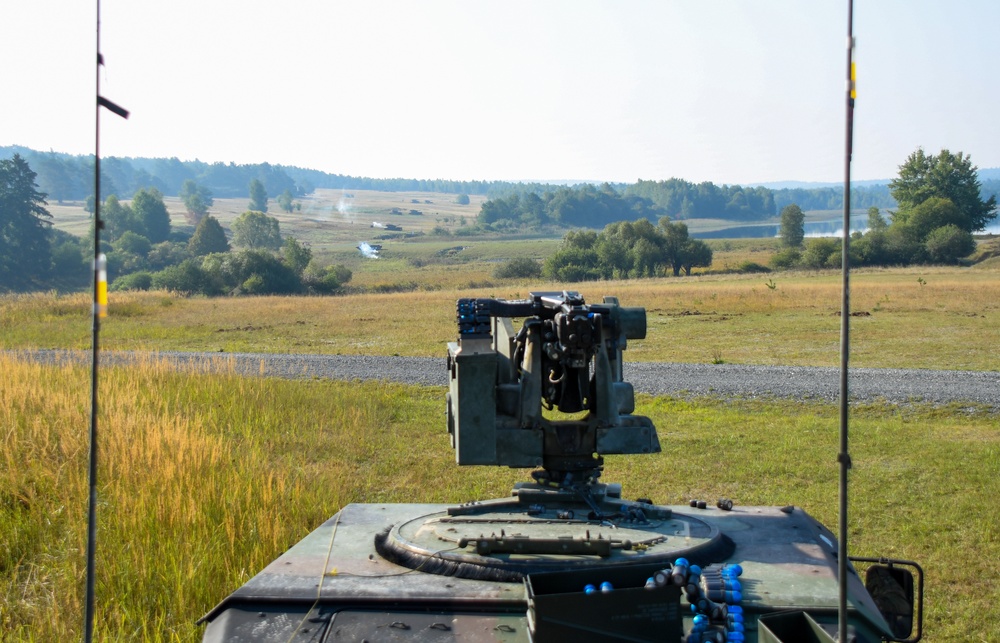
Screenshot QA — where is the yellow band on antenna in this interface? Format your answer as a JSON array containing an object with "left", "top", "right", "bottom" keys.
[{"left": 97, "top": 253, "right": 108, "bottom": 318}]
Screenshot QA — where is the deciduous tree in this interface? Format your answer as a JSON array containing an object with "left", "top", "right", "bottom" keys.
[
  {"left": 101, "top": 194, "right": 135, "bottom": 242},
  {"left": 131, "top": 188, "right": 171, "bottom": 243},
  {"left": 188, "top": 215, "right": 230, "bottom": 256},
  {"left": 277, "top": 189, "right": 294, "bottom": 213},
  {"left": 866, "top": 206, "right": 888, "bottom": 232},
  {"left": 231, "top": 210, "right": 282, "bottom": 250},
  {"left": 779, "top": 204, "right": 805, "bottom": 247},
  {"left": 180, "top": 179, "right": 213, "bottom": 224},
  {"left": 281, "top": 236, "right": 311, "bottom": 275},
  {"left": 249, "top": 179, "right": 268, "bottom": 213},
  {"left": 680, "top": 239, "right": 713, "bottom": 275},
  {"left": 890, "top": 148, "right": 997, "bottom": 232}
]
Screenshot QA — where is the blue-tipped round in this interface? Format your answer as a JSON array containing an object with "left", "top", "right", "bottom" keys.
[
  {"left": 645, "top": 577, "right": 657, "bottom": 590},
  {"left": 600, "top": 581, "right": 614, "bottom": 593},
  {"left": 728, "top": 605, "right": 743, "bottom": 615},
  {"left": 724, "top": 564, "right": 743, "bottom": 577},
  {"left": 726, "top": 632, "right": 745, "bottom": 642},
  {"left": 692, "top": 614, "right": 709, "bottom": 632},
  {"left": 704, "top": 579, "right": 741, "bottom": 592},
  {"left": 584, "top": 583, "right": 596, "bottom": 595},
  {"left": 671, "top": 561, "right": 691, "bottom": 586}
]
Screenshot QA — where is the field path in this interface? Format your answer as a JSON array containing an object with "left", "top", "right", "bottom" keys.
[{"left": 16, "top": 349, "right": 1000, "bottom": 409}]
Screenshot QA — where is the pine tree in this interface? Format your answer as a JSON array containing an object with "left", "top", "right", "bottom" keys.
[{"left": 0, "top": 154, "right": 52, "bottom": 291}]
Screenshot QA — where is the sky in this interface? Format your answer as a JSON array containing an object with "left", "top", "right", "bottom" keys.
[{"left": 3, "top": 1, "right": 999, "bottom": 186}]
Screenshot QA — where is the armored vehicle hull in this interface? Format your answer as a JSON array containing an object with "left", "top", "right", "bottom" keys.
[{"left": 201, "top": 498, "right": 908, "bottom": 642}]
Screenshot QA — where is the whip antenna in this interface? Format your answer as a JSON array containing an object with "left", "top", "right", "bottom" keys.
[
  {"left": 838, "top": 0, "right": 856, "bottom": 640},
  {"left": 85, "top": 1, "right": 128, "bottom": 640}
]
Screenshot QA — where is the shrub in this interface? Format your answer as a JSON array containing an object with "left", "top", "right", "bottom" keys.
[
  {"left": 542, "top": 247, "right": 600, "bottom": 282},
  {"left": 769, "top": 248, "right": 801, "bottom": 269},
  {"left": 924, "top": 224, "right": 975, "bottom": 264},
  {"left": 147, "top": 241, "right": 191, "bottom": 272},
  {"left": 303, "top": 263, "right": 353, "bottom": 294},
  {"left": 115, "top": 231, "right": 152, "bottom": 256},
  {"left": 152, "top": 259, "right": 221, "bottom": 295},
  {"left": 735, "top": 261, "right": 771, "bottom": 274},
  {"left": 111, "top": 271, "right": 154, "bottom": 292},
  {"left": 800, "top": 238, "right": 841, "bottom": 269},
  {"left": 214, "top": 249, "right": 302, "bottom": 295},
  {"left": 493, "top": 257, "right": 542, "bottom": 279}
]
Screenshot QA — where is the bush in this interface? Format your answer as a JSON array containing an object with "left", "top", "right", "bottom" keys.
[
  {"left": 735, "top": 261, "right": 771, "bottom": 274},
  {"left": 115, "top": 231, "right": 152, "bottom": 256},
  {"left": 493, "top": 257, "right": 542, "bottom": 279},
  {"left": 853, "top": 227, "right": 927, "bottom": 266},
  {"left": 214, "top": 249, "right": 302, "bottom": 295},
  {"left": 542, "top": 247, "right": 600, "bottom": 282},
  {"left": 147, "top": 241, "right": 191, "bottom": 272},
  {"left": 800, "top": 238, "right": 841, "bottom": 269},
  {"left": 924, "top": 224, "right": 975, "bottom": 264},
  {"left": 769, "top": 248, "right": 801, "bottom": 269},
  {"left": 108, "top": 250, "right": 149, "bottom": 278},
  {"left": 152, "top": 259, "right": 221, "bottom": 295},
  {"left": 111, "top": 271, "right": 154, "bottom": 291},
  {"left": 303, "top": 263, "right": 353, "bottom": 294}
]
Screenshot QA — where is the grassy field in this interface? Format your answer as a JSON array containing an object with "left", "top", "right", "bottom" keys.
[
  {"left": 2, "top": 265, "right": 997, "bottom": 371},
  {"left": 1, "top": 355, "right": 997, "bottom": 641},
  {"left": 6, "top": 203, "right": 1000, "bottom": 640}
]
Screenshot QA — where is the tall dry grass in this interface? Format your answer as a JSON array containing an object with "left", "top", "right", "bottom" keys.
[
  {"left": 3, "top": 266, "right": 998, "bottom": 369},
  {"left": 0, "top": 354, "right": 521, "bottom": 640}
]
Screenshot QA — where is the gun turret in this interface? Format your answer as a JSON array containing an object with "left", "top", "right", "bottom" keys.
[{"left": 446, "top": 291, "right": 659, "bottom": 486}]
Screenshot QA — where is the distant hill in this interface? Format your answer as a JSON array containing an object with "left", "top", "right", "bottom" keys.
[
  {"left": 749, "top": 178, "right": 892, "bottom": 190},
  {"left": 6, "top": 145, "right": 998, "bottom": 219},
  {"left": 0, "top": 145, "right": 527, "bottom": 203}
]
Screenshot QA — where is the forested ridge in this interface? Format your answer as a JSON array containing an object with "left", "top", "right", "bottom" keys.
[{"left": 0, "top": 145, "right": 541, "bottom": 203}]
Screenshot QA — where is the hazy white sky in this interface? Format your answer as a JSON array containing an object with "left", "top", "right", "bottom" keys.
[{"left": 3, "top": 1, "right": 998, "bottom": 185}]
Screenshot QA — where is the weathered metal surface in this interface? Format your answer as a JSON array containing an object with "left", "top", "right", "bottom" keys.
[{"left": 201, "top": 501, "right": 892, "bottom": 642}]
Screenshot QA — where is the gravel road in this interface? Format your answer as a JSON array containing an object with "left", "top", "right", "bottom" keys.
[{"left": 16, "top": 349, "right": 1000, "bottom": 409}]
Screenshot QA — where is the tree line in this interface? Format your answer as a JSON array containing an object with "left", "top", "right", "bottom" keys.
[
  {"left": 477, "top": 183, "right": 667, "bottom": 231},
  {"left": 542, "top": 218, "right": 713, "bottom": 281},
  {"left": 0, "top": 146, "right": 537, "bottom": 203},
  {"left": 6, "top": 144, "right": 999, "bottom": 225}
]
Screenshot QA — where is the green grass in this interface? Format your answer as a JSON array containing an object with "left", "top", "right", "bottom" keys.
[
  {"left": 1, "top": 355, "right": 997, "bottom": 641},
  {"left": 3, "top": 265, "right": 998, "bottom": 370}
]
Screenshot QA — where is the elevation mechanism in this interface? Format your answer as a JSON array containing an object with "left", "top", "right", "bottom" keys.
[{"left": 446, "top": 291, "right": 659, "bottom": 487}]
